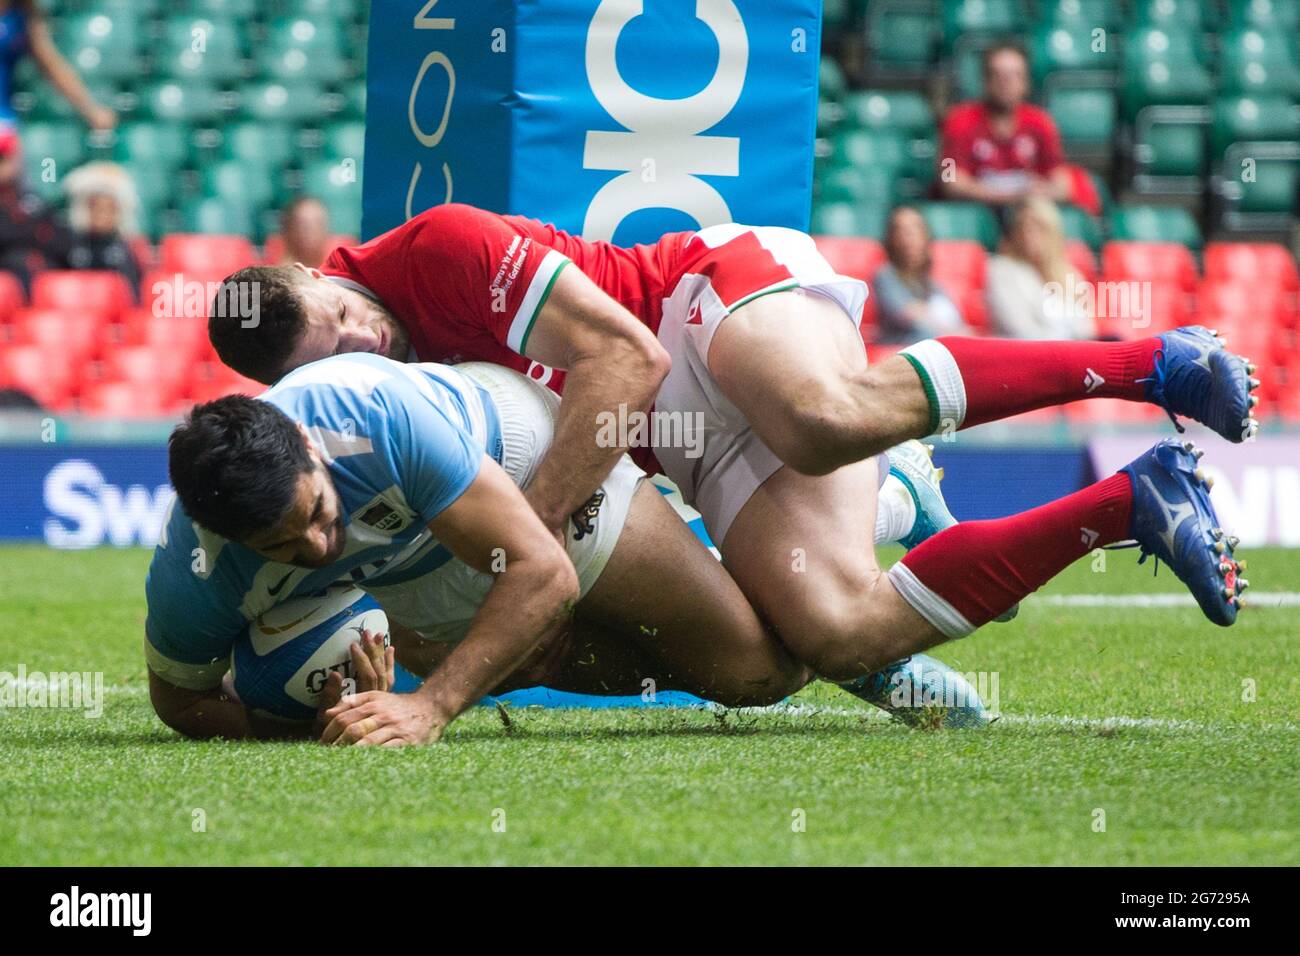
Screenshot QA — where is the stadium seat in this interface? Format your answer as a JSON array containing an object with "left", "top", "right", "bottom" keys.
[
  {"left": 1030, "top": 23, "right": 1118, "bottom": 83},
  {"left": 101, "top": 346, "right": 192, "bottom": 403},
  {"left": 1234, "top": 159, "right": 1299, "bottom": 214},
  {"left": 1211, "top": 95, "right": 1299, "bottom": 158},
  {"left": 1108, "top": 205, "right": 1203, "bottom": 250},
  {"left": 20, "top": 120, "right": 86, "bottom": 177},
  {"left": 818, "top": 165, "right": 900, "bottom": 206},
  {"left": 865, "top": 2, "right": 937, "bottom": 71},
  {"left": 31, "top": 271, "right": 133, "bottom": 321},
  {"left": 240, "top": 81, "right": 325, "bottom": 124},
  {"left": 260, "top": 18, "right": 348, "bottom": 84},
  {"left": 918, "top": 202, "right": 1001, "bottom": 249},
  {"left": 57, "top": 10, "right": 141, "bottom": 82},
  {"left": 0, "top": 271, "right": 25, "bottom": 323},
  {"left": 12, "top": 308, "right": 104, "bottom": 368},
  {"left": 0, "top": 345, "right": 75, "bottom": 410},
  {"left": 1133, "top": 116, "right": 1206, "bottom": 179},
  {"left": 812, "top": 236, "right": 886, "bottom": 282},
  {"left": 1227, "top": 0, "right": 1300, "bottom": 29},
  {"left": 1129, "top": 0, "right": 1209, "bottom": 28},
  {"left": 829, "top": 127, "right": 910, "bottom": 171},
  {"left": 1102, "top": 240, "right": 1199, "bottom": 290},
  {"left": 1047, "top": 87, "right": 1116, "bottom": 149},
  {"left": 159, "top": 234, "right": 258, "bottom": 277},
  {"left": 187, "top": 362, "right": 266, "bottom": 404},
  {"left": 78, "top": 380, "right": 174, "bottom": 418},
  {"left": 1122, "top": 60, "right": 1213, "bottom": 120},
  {"left": 220, "top": 121, "right": 297, "bottom": 171},
  {"left": 1124, "top": 26, "right": 1205, "bottom": 68},
  {"left": 941, "top": 0, "right": 1023, "bottom": 54},
  {"left": 139, "top": 80, "right": 224, "bottom": 126},
  {"left": 179, "top": 196, "right": 257, "bottom": 238},
  {"left": 201, "top": 158, "right": 279, "bottom": 215},
  {"left": 929, "top": 239, "right": 987, "bottom": 297},
  {"left": 1066, "top": 240, "right": 1099, "bottom": 282},
  {"left": 1203, "top": 241, "right": 1300, "bottom": 290},
  {"left": 299, "top": 158, "right": 364, "bottom": 237},
  {"left": 158, "top": 16, "right": 248, "bottom": 84},
  {"left": 121, "top": 311, "right": 210, "bottom": 365},
  {"left": 323, "top": 121, "right": 366, "bottom": 162},
  {"left": 809, "top": 202, "right": 887, "bottom": 238},
  {"left": 1060, "top": 204, "right": 1104, "bottom": 250},
  {"left": 1038, "top": 0, "right": 1120, "bottom": 28},
  {"left": 112, "top": 122, "right": 191, "bottom": 172}
]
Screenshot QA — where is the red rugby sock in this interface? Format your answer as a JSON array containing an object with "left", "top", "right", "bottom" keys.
[
  {"left": 889, "top": 473, "right": 1134, "bottom": 634},
  {"left": 902, "top": 336, "right": 1162, "bottom": 431}
]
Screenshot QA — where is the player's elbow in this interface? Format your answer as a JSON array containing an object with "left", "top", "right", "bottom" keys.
[{"left": 147, "top": 669, "right": 213, "bottom": 740}]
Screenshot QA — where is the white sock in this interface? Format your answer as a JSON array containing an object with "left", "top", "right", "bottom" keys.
[{"left": 875, "top": 472, "right": 917, "bottom": 545}]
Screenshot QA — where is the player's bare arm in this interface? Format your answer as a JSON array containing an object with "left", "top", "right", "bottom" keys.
[
  {"left": 520, "top": 267, "right": 670, "bottom": 534},
  {"left": 320, "top": 455, "right": 579, "bottom": 746}
]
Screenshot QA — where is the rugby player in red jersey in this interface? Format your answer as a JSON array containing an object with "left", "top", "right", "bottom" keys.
[{"left": 209, "top": 201, "right": 1257, "bottom": 738}]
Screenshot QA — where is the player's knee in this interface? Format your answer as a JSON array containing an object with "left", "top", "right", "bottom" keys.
[
  {"left": 769, "top": 389, "right": 885, "bottom": 476},
  {"left": 705, "top": 656, "right": 812, "bottom": 707},
  {"left": 785, "top": 591, "right": 893, "bottom": 683}
]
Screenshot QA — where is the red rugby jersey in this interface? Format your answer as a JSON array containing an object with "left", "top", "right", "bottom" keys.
[{"left": 323, "top": 203, "right": 692, "bottom": 393}]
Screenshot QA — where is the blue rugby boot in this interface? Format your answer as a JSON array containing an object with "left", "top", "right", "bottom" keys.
[
  {"left": 887, "top": 440, "right": 1018, "bottom": 622},
  {"left": 1120, "top": 439, "right": 1249, "bottom": 626},
  {"left": 838, "top": 653, "right": 993, "bottom": 729},
  {"left": 1142, "top": 326, "right": 1260, "bottom": 443}
]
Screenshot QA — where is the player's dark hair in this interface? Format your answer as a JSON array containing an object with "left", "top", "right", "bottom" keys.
[
  {"left": 981, "top": 39, "right": 1029, "bottom": 76},
  {"left": 168, "top": 396, "right": 315, "bottom": 542},
  {"left": 208, "top": 266, "right": 312, "bottom": 386}
]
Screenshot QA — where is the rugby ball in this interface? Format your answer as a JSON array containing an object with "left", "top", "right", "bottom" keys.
[{"left": 232, "top": 585, "right": 389, "bottom": 722}]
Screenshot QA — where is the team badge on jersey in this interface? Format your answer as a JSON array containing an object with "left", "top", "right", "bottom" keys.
[{"left": 571, "top": 491, "right": 606, "bottom": 541}]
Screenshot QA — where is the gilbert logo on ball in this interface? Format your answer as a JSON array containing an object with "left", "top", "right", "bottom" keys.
[{"left": 361, "top": 0, "right": 821, "bottom": 244}]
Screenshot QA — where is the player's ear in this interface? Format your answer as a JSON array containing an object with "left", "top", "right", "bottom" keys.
[
  {"left": 296, "top": 423, "right": 323, "bottom": 464},
  {"left": 292, "top": 262, "right": 326, "bottom": 280}
]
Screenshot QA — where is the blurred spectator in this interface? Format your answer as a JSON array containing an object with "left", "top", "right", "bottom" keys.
[
  {"left": 0, "top": 386, "right": 42, "bottom": 410},
  {"left": 276, "top": 196, "right": 331, "bottom": 269},
  {"left": 0, "top": 0, "right": 116, "bottom": 134},
  {"left": 986, "top": 197, "right": 1095, "bottom": 340},
  {"left": 937, "top": 42, "right": 1071, "bottom": 207},
  {"left": 0, "top": 123, "right": 70, "bottom": 294},
  {"left": 872, "top": 205, "right": 968, "bottom": 344},
  {"left": 63, "top": 161, "right": 143, "bottom": 298}
]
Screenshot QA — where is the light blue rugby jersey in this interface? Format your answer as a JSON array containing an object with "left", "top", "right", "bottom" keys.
[{"left": 144, "top": 353, "right": 505, "bottom": 690}]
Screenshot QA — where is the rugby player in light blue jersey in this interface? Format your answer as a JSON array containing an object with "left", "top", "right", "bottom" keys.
[
  {"left": 147, "top": 353, "right": 990, "bottom": 744},
  {"left": 148, "top": 353, "right": 822, "bottom": 744}
]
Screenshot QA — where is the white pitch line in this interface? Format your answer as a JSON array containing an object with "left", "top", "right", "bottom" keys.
[{"left": 1035, "top": 592, "right": 1300, "bottom": 608}]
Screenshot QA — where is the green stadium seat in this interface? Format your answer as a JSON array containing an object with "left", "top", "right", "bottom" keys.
[
  {"left": 112, "top": 122, "right": 192, "bottom": 171},
  {"left": 118, "top": 160, "right": 176, "bottom": 238},
  {"left": 1109, "top": 204, "right": 1203, "bottom": 248},
  {"left": 1037, "top": 0, "right": 1121, "bottom": 29},
  {"left": 1129, "top": 0, "right": 1209, "bottom": 29},
  {"left": 820, "top": 57, "right": 849, "bottom": 103},
  {"left": 1234, "top": 159, "right": 1299, "bottom": 213},
  {"left": 918, "top": 202, "right": 1001, "bottom": 249},
  {"left": 158, "top": 17, "right": 247, "bottom": 84},
  {"left": 201, "top": 158, "right": 278, "bottom": 215},
  {"left": 1059, "top": 204, "right": 1104, "bottom": 250},
  {"left": 1121, "top": 59, "right": 1213, "bottom": 121},
  {"left": 299, "top": 157, "right": 364, "bottom": 235},
  {"left": 220, "top": 121, "right": 297, "bottom": 170},
  {"left": 830, "top": 128, "right": 910, "bottom": 170},
  {"left": 1124, "top": 26, "right": 1205, "bottom": 68},
  {"left": 866, "top": 3, "right": 937, "bottom": 70},
  {"left": 341, "top": 80, "right": 366, "bottom": 120},
  {"left": 1134, "top": 119, "right": 1206, "bottom": 177},
  {"left": 240, "top": 81, "right": 325, "bottom": 123},
  {"left": 260, "top": 18, "right": 348, "bottom": 84},
  {"left": 179, "top": 0, "right": 259, "bottom": 17},
  {"left": 55, "top": 11, "right": 141, "bottom": 82},
  {"left": 817, "top": 165, "right": 900, "bottom": 206},
  {"left": 823, "top": 0, "right": 858, "bottom": 31},
  {"left": 1047, "top": 87, "right": 1115, "bottom": 147},
  {"left": 180, "top": 195, "right": 256, "bottom": 237},
  {"left": 278, "top": 0, "right": 369, "bottom": 20},
  {"left": 1219, "top": 29, "right": 1300, "bottom": 97},
  {"left": 20, "top": 121, "right": 86, "bottom": 174},
  {"left": 809, "top": 201, "right": 888, "bottom": 238},
  {"left": 1031, "top": 23, "right": 1119, "bottom": 84},
  {"left": 323, "top": 121, "right": 366, "bottom": 163},
  {"left": 1212, "top": 95, "right": 1299, "bottom": 157},
  {"left": 139, "top": 80, "right": 224, "bottom": 125},
  {"left": 1226, "top": 0, "right": 1300, "bottom": 29},
  {"left": 940, "top": 0, "right": 1023, "bottom": 53},
  {"left": 843, "top": 90, "right": 934, "bottom": 140}
]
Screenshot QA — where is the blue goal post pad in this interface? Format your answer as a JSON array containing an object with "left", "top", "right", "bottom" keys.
[{"left": 362, "top": 0, "right": 822, "bottom": 245}]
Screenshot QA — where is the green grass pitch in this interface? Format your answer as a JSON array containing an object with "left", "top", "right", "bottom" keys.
[{"left": 1, "top": 543, "right": 1297, "bottom": 866}]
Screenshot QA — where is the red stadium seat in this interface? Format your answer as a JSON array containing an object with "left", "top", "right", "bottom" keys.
[
  {"left": 100, "top": 346, "right": 191, "bottom": 403},
  {"left": 140, "top": 270, "right": 226, "bottom": 322},
  {"left": 12, "top": 308, "right": 104, "bottom": 368},
  {"left": 813, "top": 236, "right": 886, "bottom": 282},
  {"left": 1101, "top": 242, "right": 1198, "bottom": 292},
  {"left": 120, "top": 309, "right": 209, "bottom": 365},
  {"left": 30, "top": 271, "right": 133, "bottom": 322},
  {"left": 186, "top": 363, "right": 266, "bottom": 405},
  {"left": 1196, "top": 279, "right": 1290, "bottom": 320},
  {"left": 929, "top": 239, "right": 986, "bottom": 297},
  {"left": 1067, "top": 241, "right": 1098, "bottom": 283},
  {"left": 159, "top": 234, "right": 258, "bottom": 278},
  {"left": 0, "top": 344, "right": 76, "bottom": 410},
  {"left": 78, "top": 380, "right": 174, "bottom": 417},
  {"left": 1203, "top": 242, "right": 1299, "bottom": 292},
  {"left": 0, "top": 270, "right": 25, "bottom": 323}
]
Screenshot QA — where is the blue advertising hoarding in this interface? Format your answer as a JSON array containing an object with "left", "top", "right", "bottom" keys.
[{"left": 361, "top": 0, "right": 822, "bottom": 244}]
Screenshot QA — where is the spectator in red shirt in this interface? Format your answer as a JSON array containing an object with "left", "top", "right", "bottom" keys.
[{"left": 937, "top": 42, "right": 1072, "bottom": 207}]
